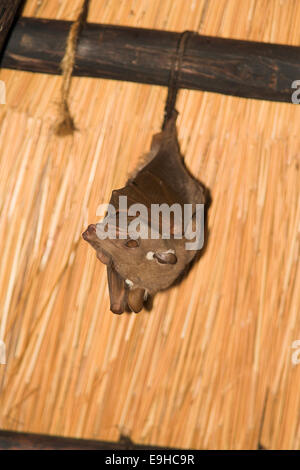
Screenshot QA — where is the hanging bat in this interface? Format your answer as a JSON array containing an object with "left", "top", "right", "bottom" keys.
[{"left": 82, "top": 110, "right": 208, "bottom": 314}]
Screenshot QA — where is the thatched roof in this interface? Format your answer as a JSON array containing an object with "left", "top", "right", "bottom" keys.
[{"left": 0, "top": 0, "right": 299, "bottom": 450}]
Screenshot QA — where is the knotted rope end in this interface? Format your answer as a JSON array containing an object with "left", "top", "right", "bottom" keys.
[{"left": 54, "top": 101, "right": 77, "bottom": 136}]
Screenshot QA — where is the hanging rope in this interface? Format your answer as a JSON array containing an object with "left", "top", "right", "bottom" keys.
[
  {"left": 54, "top": 0, "right": 90, "bottom": 136},
  {"left": 162, "top": 30, "right": 193, "bottom": 130}
]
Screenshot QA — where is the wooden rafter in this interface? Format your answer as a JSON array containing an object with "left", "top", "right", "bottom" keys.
[{"left": 1, "top": 16, "right": 300, "bottom": 103}]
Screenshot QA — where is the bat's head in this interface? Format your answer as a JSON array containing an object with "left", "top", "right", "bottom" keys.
[
  {"left": 82, "top": 216, "right": 195, "bottom": 293},
  {"left": 82, "top": 205, "right": 201, "bottom": 314}
]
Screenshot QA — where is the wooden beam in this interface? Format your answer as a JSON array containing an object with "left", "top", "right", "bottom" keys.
[
  {"left": 1, "top": 17, "right": 300, "bottom": 103},
  {"left": 0, "top": 0, "right": 24, "bottom": 55},
  {"left": 0, "top": 430, "right": 170, "bottom": 450}
]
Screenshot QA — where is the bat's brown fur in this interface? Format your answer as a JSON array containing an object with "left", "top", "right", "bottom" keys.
[{"left": 82, "top": 110, "right": 208, "bottom": 314}]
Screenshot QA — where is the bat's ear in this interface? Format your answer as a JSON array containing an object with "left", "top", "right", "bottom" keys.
[{"left": 154, "top": 251, "right": 177, "bottom": 265}]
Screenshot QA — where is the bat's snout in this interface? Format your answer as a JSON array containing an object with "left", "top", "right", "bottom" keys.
[{"left": 82, "top": 224, "right": 97, "bottom": 241}]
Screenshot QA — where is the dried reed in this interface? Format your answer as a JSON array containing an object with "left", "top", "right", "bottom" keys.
[{"left": 0, "top": 0, "right": 299, "bottom": 450}]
